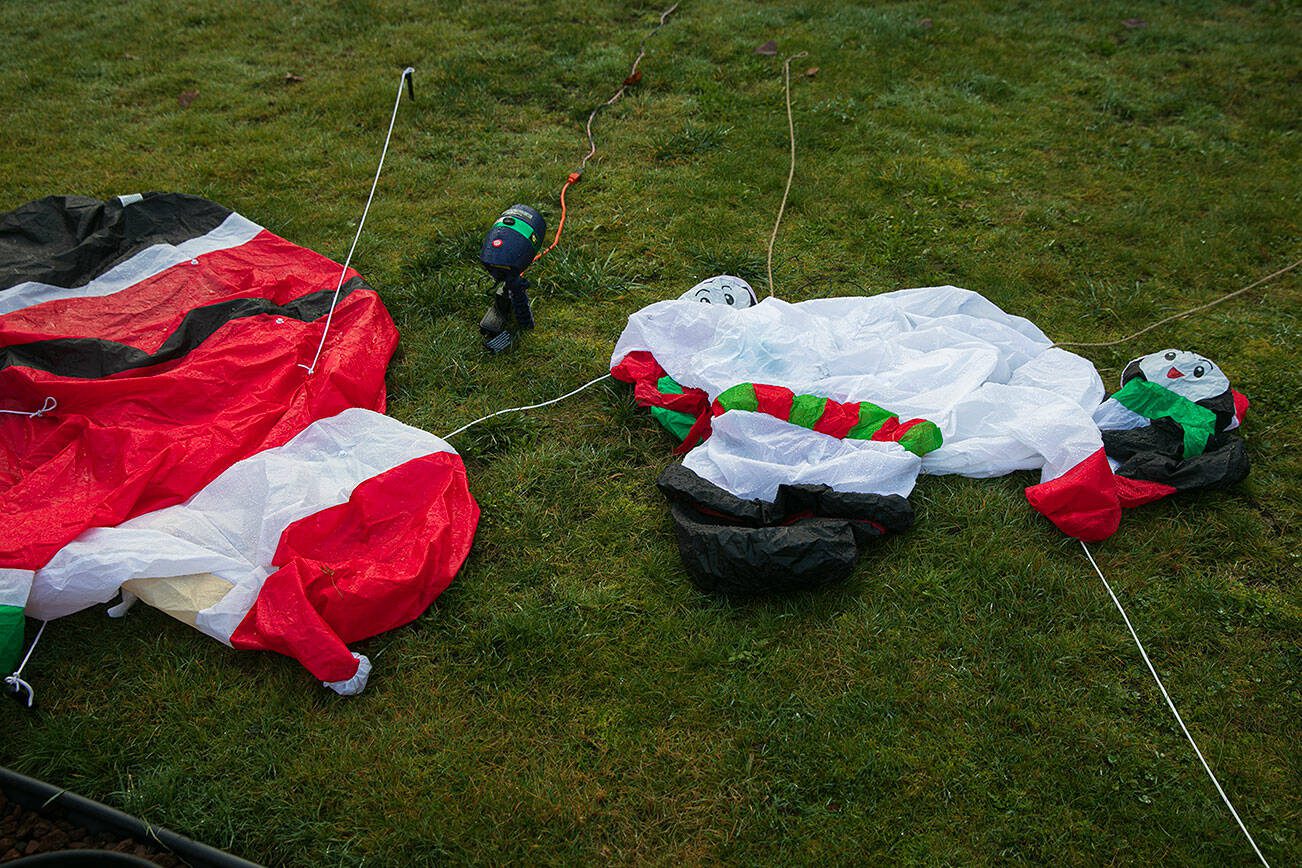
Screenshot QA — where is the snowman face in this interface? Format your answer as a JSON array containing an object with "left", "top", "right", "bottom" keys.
[
  {"left": 680, "top": 275, "right": 756, "bottom": 309},
  {"left": 1124, "top": 349, "right": 1230, "bottom": 403}
]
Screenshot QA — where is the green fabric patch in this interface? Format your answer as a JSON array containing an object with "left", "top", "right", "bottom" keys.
[
  {"left": 1112, "top": 378, "right": 1217, "bottom": 458},
  {"left": 789, "top": 394, "right": 828, "bottom": 430},
  {"left": 494, "top": 219, "right": 538, "bottom": 245},
  {"left": 650, "top": 406, "right": 696, "bottom": 441},
  {"left": 845, "top": 402, "right": 895, "bottom": 439},
  {"left": 656, "top": 375, "right": 685, "bottom": 396},
  {"left": 899, "top": 421, "right": 944, "bottom": 456},
  {"left": 0, "top": 605, "right": 24, "bottom": 675},
  {"left": 716, "top": 383, "right": 759, "bottom": 413}
]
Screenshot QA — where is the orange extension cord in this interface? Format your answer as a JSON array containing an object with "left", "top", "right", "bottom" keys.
[
  {"left": 534, "top": 171, "right": 580, "bottom": 262},
  {"left": 532, "top": 2, "right": 679, "bottom": 264}
]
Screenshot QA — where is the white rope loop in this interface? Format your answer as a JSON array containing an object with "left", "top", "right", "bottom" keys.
[
  {"left": 4, "top": 619, "right": 48, "bottom": 709},
  {"left": 1079, "top": 541, "right": 1270, "bottom": 866},
  {"left": 301, "top": 67, "right": 415, "bottom": 376},
  {"left": 0, "top": 396, "right": 57, "bottom": 418}
]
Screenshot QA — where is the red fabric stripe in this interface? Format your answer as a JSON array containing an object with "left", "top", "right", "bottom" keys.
[
  {"left": 0, "top": 231, "right": 355, "bottom": 350},
  {"left": 231, "top": 451, "right": 479, "bottom": 682},
  {"left": 1232, "top": 389, "right": 1250, "bottom": 426},
  {"left": 870, "top": 417, "right": 928, "bottom": 443},
  {"left": 611, "top": 351, "right": 709, "bottom": 416},
  {"left": 1113, "top": 475, "right": 1178, "bottom": 508},
  {"left": 753, "top": 384, "right": 794, "bottom": 420},
  {"left": 870, "top": 416, "right": 900, "bottom": 441},
  {"left": 812, "top": 400, "right": 862, "bottom": 438},
  {"left": 676, "top": 412, "right": 714, "bottom": 454},
  {"left": 1023, "top": 448, "right": 1121, "bottom": 541},
  {"left": 610, "top": 350, "right": 661, "bottom": 384},
  {"left": 0, "top": 288, "right": 396, "bottom": 571},
  {"left": 644, "top": 385, "right": 708, "bottom": 415}
]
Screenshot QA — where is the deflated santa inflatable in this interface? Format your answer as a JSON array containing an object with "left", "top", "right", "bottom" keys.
[{"left": 1, "top": 193, "right": 479, "bottom": 695}]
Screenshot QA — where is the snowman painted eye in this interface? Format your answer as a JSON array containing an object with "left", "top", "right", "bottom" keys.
[
  {"left": 1193, "top": 365, "right": 1205, "bottom": 377},
  {"left": 700, "top": 297, "right": 711, "bottom": 303},
  {"left": 725, "top": 294, "right": 734, "bottom": 305},
  {"left": 1164, "top": 352, "right": 1177, "bottom": 361}
]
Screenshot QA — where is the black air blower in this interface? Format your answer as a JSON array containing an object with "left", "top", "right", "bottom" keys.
[{"left": 479, "top": 204, "right": 546, "bottom": 353}]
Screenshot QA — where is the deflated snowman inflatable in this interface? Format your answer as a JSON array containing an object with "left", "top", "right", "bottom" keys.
[{"left": 613, "top": 280, "right": 1251, "bottom": 594}]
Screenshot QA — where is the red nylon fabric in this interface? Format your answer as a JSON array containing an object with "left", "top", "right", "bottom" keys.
[
  {"left": 610, "top": 350, "right": 660, "bottom": 384},
  {"left": 230, "top": 451, "right": 479, "bottom": 682},
  {"left": 1023, "top": 448, "right": 1122, "bottom": 541},
  {"left": 676, "top": 412, "right": 714, "bottom": 454},
  {"left": 867, "top": 416, "right": 915, "bottom": 443},
  {"left": 1232, "top": 389, "right": 1250, "bottom": 427},
  {"left": 611, "top": 351, "right": 709, "bottom": 416},
  {"left": 0, "top": 231, "right": 347, "bottom": 347},
  {"left": 811, "top": 399, "right": 862, "bottom": 438},
  {"left": 752, "top": 384, "right": 794, "bottom": 420},
  {"left": 1, "top": 238, "right": 396, "bottom": 571},
  {"left": 1113, "top": 475, "right": 1179, "bottom": 508}
]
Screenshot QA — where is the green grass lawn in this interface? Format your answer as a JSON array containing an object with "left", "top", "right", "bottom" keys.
[{"left": 2, "top": 0, "right": 1299, "bottom": 864}]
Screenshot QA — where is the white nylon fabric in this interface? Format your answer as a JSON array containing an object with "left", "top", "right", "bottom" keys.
[
  {"left": 683, "top": 412, "right": 923, "bottom": 502},
  {"left": 1093, "top": 398, "right": 1149, "bottom": 432},
  {"left": 324, "top": 652, "right": 372, "bottom": 696},
  {"left": 0, "top": 212, "right": 262, "bottom": 316},
  {"left": 0, "top": 568, "right": 33, "bottom": 608},
  {"left": 613, "top": 286, "right": 1107, "bottom": 495},
  {"left": 26, "top": 409, "right": 454, "bottom": 644}
]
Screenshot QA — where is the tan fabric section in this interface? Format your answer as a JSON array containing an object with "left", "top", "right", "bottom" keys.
[{"left": 122, "top": 574, "right": 233, "bottom": 628}]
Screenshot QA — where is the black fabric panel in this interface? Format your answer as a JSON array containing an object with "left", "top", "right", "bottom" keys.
[
  {"left": 1197, "top": 389, "right": 1236, "bottom": 434},
  {"left": 656, "top": 463, "right": 914, "bottom": 595},
  {"left": 1103, "top": 420, "right": 1242, "bottom": 464},
  {"left": 1115, "top": 436, "right": 1250, "bottom": 493},
  {"left": 1102, "top": 422, "right": 1185, "bottom": 462},
  {"left": 0, "top": 193, "right": 233, "bottom": 291},
  {"left": 0, "top": 279, "right": 364, "bottom": 378}
]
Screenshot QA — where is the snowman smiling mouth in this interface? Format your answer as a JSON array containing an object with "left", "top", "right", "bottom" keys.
[{"left": 1167, "top": 367, "right": 1185, "bottom": 379}]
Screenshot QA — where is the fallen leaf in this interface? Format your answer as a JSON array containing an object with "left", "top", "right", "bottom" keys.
[
  {"left": 178, "top": 90, "right": 199, "bottom": 108},
  {"left": 919, "top": 17, "right": 933, "bottom": 29},
  {"left": 284, "top": 73, "right": 304, "bottom": 84},
  {"left": 804, "top": 67, "right": 819, "bottom": 78},
  {"left": 1123, "top": 18, "right": 1148, "bottom": 28},
  {"left": 755, "top": 39, "right": 777, "bottom": 56},
  {"left": 622, "top": 69, "right": 642, "bottom": 87},
  {"left": 123, "top": 53, "right": 139, "bottom": 61}
]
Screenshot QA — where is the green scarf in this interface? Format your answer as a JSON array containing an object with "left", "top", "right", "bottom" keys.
[{"left": 1111, "top": 378, "right": 1217, "bottom": 458}]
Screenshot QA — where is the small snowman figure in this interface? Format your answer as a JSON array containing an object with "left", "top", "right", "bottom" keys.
[
  {"left": 1094, "top": 348, "right": 1249, "bottom": 503},
  {"left": 678, "top": 274, "right": 757, "bottom": 309}
]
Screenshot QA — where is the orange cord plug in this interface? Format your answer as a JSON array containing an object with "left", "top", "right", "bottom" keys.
[{"left": 533, "top": 171, "right": 582, "bottom": 262}]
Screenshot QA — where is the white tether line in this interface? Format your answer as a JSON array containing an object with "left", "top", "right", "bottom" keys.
[
  {"left": 1080, "top": 540, "right": 1269, "bottom": 866},
  {"left": 301, "top": 67, "right": 414, "bottom": 376},
  {"left": 0, "top": 396, "right": 56, "bottom": 418},
  {"left": 442, "top": 374, "right": 612, "bottom": 440},
  {"left": 4, "top": 619, "right": 48, "bottom": 709}
]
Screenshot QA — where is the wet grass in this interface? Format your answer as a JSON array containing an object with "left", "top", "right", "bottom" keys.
[{"left": 2, "top": 0, "right": 1300, "bottom": 865}]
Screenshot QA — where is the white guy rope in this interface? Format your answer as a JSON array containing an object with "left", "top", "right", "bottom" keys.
[
  {"left": 0, "top": 396, "right": 56, "bottom": 418},
  {"left": 4, "top": 619, "right": 48, "bottom": 709},
  {"left": 301, "top": 67, "right": 414, "bottom": 376},
  {"left": 443, "top": 373, "right": 612, "bottom": 440},
  {"left": 1079, "top": 540, "right": 1269, "bottom": 866},
  {"left": 1055, "top": 257, "right": 1300, "bottom": 350},
  {"left": 766, "top": 51, "right": 808, "bottom": 298}
]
